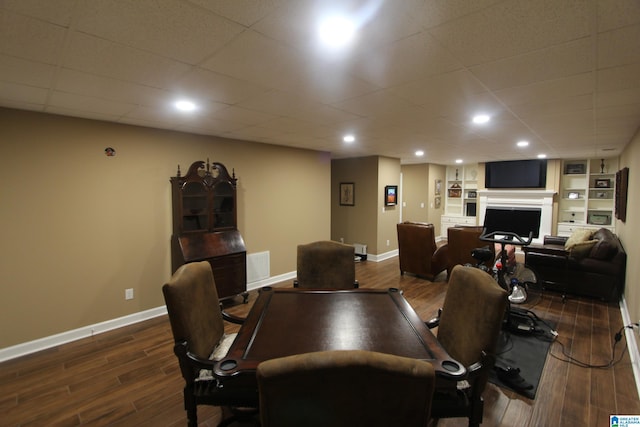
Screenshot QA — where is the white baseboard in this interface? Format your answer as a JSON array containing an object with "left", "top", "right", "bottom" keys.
[
  {"left": 0, "top": 272, "right": 302, "bottom": 363},
  {"left": 619, "top": 296, "right": 640, "bottom": 399},
  {"left": 0, "top": 306, "right": 168, "bottom": 363},
  {"left": 367, "top": 249, "right": 398, "bottom": 262}
]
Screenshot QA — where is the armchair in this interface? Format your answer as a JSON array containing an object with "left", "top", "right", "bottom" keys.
[
  {"left": 162, "top": 261, "right": 257, "bottom": 427},
  {"left": 428, "top": 265, "right": 508, "bottom": 427},
  {"left": 397, "top": 221, "right": 447, "bottom": 279},
  {"left": 257, "top": 349, "right": 436, "bottom": 427},
  {"left": 294, "top": 240, "right": 358, "bottom": 289},
  {"left": 435, "top": 226, "right": 495, "bottom": 277}
]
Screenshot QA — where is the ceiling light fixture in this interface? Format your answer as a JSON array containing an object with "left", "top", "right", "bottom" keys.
[
  {"left": 455, "top": 159, "right": 463, "bottom": 164},
  {"left": 517, "top": 140, "right": 529, "bottom": 147},
  {"left": 472, "top": 114, "right": 490, "bottom": 124},
  {"left": 175, "top": 100, "right": 197, "bottom": 112},
  {"left": 318, "top": 16, "right": 356, "bottom": 48},
  {"left": 343, "top": 134, "right": 355, "bottom": 143},
  {"left": 537, "top": 154, "right": 547, "bottom": 159},
  {"left": 415, "top": 150, "right": 424, "bottom": 156}
]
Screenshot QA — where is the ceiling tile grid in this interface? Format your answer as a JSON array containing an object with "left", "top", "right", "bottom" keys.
[{"left": 0, "top": 0, "right": 639, "bottom": 165}]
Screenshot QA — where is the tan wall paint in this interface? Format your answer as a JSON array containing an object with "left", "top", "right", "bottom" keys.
[
  {"left": 331, "top": 157, "right": 379, "bottom": 252},
  {"left": 618, "top": 128, "right": 640, "bottom": 356},
  {"left": 0, "top": 108, "right": 330, "bottom": 347},
  {"left": 377, "top": 156, "right": 401, "bottom": 253},
  {"left": 400, "top": 164, "right": 430, "bottom": 223}
]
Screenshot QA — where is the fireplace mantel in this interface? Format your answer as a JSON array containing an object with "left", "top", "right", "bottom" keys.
[{"left": 478, "top": 189, "right": 556, "bottom": 244}]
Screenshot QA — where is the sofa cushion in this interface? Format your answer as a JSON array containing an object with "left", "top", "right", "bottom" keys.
[
  {"left": 564, "top": 228, "right": 594, "bottom": 250},
  {"left": 590, "top": 238, "right": 618, "bottom": 260},
  {"left": 570, "top": 239, "right": 598, "bottom": 260}
]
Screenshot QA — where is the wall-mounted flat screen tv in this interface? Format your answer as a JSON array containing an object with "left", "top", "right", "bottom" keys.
[{"left": 485, "top": 159, "right": 547, "bottom": 189}]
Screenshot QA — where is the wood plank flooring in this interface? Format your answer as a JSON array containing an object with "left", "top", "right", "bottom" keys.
[{"left": 1, "top": 256, "right": 638, "bottom": 426}]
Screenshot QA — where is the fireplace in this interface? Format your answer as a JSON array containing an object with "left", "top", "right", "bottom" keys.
[{"left": 478, "top": 189, "right": 556, "bottom": 245}]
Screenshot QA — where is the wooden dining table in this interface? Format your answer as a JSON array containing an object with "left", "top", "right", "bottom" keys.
[{"left": 213, "top": 286, "right": 465, "bottom": 397}]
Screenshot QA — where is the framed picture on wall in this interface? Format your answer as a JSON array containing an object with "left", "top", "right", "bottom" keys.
[
  {"left": 339, "top": 182, "right": 355, "bottom": 206},
  {"left": 435, "top": 179, "right": 442, "bottom": 196},
  {"left": 385, "top": 185, "right": 398, "bottom": 206}
]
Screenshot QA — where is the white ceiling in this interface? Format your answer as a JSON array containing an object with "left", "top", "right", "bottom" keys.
[{"left": 1, "top": 0, "right": 639, "bottom": 165}]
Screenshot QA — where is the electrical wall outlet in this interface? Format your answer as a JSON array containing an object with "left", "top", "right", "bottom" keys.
[{"left": 125, "top": 288, "right": 134, "bottom": 300}]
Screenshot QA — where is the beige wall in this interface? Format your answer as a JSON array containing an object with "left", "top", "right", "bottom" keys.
[
  {"left": 618, "top": 128, "right": 640, "bottom": 355},
  {"left": 400, "top": 163, "right": 447, "bottom": 233},
  {"left": 331, "top": 156, "right": 400, "bottom": 254},
  {"left": 0, "top": 108, "right": 331, "bottom": 348},
  {"left": 377, "top": 156, "right": 401, "bottom": 252}
]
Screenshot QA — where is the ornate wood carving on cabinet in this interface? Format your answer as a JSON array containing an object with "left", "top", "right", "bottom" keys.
[{"left": 170, "top": 160, "right": 248, "bottom": 301}]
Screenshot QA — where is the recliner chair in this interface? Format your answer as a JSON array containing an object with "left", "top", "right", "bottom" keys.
[{"left": 397, "top": 222, "right": 446, "bottom": 279}]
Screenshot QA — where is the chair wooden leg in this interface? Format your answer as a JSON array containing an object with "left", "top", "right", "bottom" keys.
[{"left": 184, "top": 387, "right": 198, "bottom": 427}]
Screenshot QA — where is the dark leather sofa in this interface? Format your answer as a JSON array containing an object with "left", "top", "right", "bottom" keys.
[{"left": 523, "top": 228, "right": 626, "bottom": 302}]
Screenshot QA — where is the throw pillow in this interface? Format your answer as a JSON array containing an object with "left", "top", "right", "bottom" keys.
[
  {"left": 570, "top": 239, "right": 598, "bottom": 260},
  {"left": 564, "top": 228, "right": 594, "bottom": 250}
]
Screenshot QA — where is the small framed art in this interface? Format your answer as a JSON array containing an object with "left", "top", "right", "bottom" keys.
[
  {"left": 385, "top": 185, "right": 398, "bottom": 206},
  {"left": 339, "top": 182, "right": 355, "bottom": 206}
]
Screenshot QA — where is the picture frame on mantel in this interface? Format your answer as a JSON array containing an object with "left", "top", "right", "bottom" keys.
[{"left": 339, "top": 182, "right": 355, "bottom": 206}]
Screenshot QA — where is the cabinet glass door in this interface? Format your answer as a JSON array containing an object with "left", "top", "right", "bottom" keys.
[
  {"left": 212, "top": 181, "right": 235, "bottom": 229},
  {"left": 181, "top": 182, "right": 209, "bottom": 232}
]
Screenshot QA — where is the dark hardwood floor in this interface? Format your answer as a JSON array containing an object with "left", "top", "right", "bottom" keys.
[{"left": 1, "top": 256, "right": 638, "bottom": 426}]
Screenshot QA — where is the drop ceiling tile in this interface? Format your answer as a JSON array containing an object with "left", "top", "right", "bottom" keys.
[
  {"left": 173, "top": 68, "right": 269, "bottom": 105},
  {"left": 0, "top": 54, "right": 56, "bottom": 87},
  {"left": 3, "top": 0, "right": 77, "bottom": 26},
  {"left": 74, "top": 0, "right": 245, "bottom": 64},
  {"left": 188, "top": 0, "right": 292, "bottom": 27},
  {"left": 201, "top": 30, "right": 305, "bottom": 91},
  {"left": 48, "top": 91, "right": 136, "bottom": 117},
  {"left": 391, "top": 69, "right": 487, "bottom": 111},
  {"left": 211, "top": 105, "right": 278, "bottom": 126},
  {"left": 345, "top": 32, "right": 463, "bottom": 88},
  {"left": 56, "top": 69, "right": 169, "bottom": 106},
  {"left": 62, "top": 32, "right": 192, "bottom": 87},
  {"left": 0, "top": 10, "right": 67, "bottom": 64},
  {"left": 597, "top": 89, "right": 640, "bottom": 108},
  {"left": 495, "top": 73, "right": 593, "bottom": 107},
  {"left": 332, "top": 89, "right": 418, "bottom": 117},
  {"left": 597, "top": 0, "right": 640, "bottom": 32},
  {"left": 469, "top": 38, "right": 593, "bottom": 91},
  {"left": 597, "top": 23, "right": 640, "bottom": 68},
  {"left": 430, "top": 0, "right": 591, "bottom": 67},
  {"left": 0, "top": 81, "right": 48, "bottom": 104},
  {"left": 597, "top": 63, "right": 640, "bottom": 91}
]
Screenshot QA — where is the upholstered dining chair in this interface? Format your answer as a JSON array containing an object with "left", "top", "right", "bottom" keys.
[
  {"left": 256, "top": 349, "right": 436, "bottom": 427},
  {"left": 397, "top": 221, "right": 447, "bottom": 279},
  {"left": 294, "top": 240, "right": 358, "bottom": 289},
  {"left": 162, "top": 261, "right": 257, "bottom": 427},
  {"left": 427, "top": 265, "right": 508, "bottom": 427}
]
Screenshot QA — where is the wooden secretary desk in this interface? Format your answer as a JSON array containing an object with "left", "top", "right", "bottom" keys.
[{"left": 170, "top": 160, "right": 248, "bottom": 302}]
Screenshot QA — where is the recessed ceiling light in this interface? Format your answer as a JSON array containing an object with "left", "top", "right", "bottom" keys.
[
  {"left": 537, "top": 154, "right": 547, "bottom": 159},
  {"left": 415, "top": 150, "right": 424, "bottom": 156},
  {"left": 343, "top": 134, "right": 355, "bottom": 143},
  {"left": 517, "top": 140, "right": 529, "bottom": 147},
  {"left": 318, "top": 16, "right": 356, "bottom": 48},
  {"left": 472, "top": 114, "right": 490, "bottom": 124},
  {"left": 455, "top": 159, "right": 463, "bottom": 164},
  {"left": 175, "top": 100, "right": 197, "bottom": 112}
]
